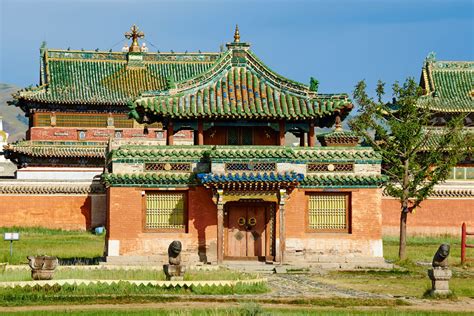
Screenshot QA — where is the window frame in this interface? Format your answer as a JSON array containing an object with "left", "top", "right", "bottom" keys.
[
  {"left": 305, "top": 192, "right": 351, "bottom": 233},
  {"left": 142, "top": 190, "right": 188, "bottom": 233}
]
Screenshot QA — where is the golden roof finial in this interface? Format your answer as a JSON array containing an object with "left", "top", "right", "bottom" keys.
[
  {"left": 125, "top": 25, "right": 145, "bottom": 53},
  {"left": 234, "top": 24, "right": 240, "bottom": 43}
]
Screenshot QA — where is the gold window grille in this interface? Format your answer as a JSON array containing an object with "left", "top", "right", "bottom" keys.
[
  {"left": 55, "top": 114, "right": 108, "bottom": 128},
  {"left": 35, "top": 113, "right": 51, "bottom": 126},
  {"left": 307, "top": 163, "right": 354, "bottom": 173},
  {"left": 308, "top": 193, "right": 349, "bottom": 232},
  {"left": 144, "top": 163, "right": 192, "bottom": 172},
  {"left": 145, "top": 192, "right": 186, "bottom": 230},
  {"left": 114, "top": 116, "right": 134, "bottom": 128}
]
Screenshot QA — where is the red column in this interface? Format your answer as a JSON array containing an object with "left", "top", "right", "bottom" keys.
[
  {"left": 308, "top": 121, "right": 315, "bottom": 147},
  {"left": 197, "top": 120, "right": 204, "bottom": 145},
  {"left": 278, "top": 120, "right": 285, "bottom": 146},
  {"left": 167, "top": 121, "right": 174, "bottom": 145}
]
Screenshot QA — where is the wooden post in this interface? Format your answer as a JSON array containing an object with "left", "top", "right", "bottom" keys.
[
  {"left": 299, "top": 132, "right": 305, "bottom": 147},
  {"left": 462, "top": 222, "right": 466, "bottom": 264},
  {"left": 217, "top": 203, "right": 224, "bottom": 264},
  {"left": 308, "top": 121, "right": 315, "bottom": 147},
  {"left": 197, "top": 120, "right": 204, "bottom": 145},
  {"left": 461, "top": 222, "right": 474, "bottom": 265},
  {"left": 279, "top": 189, "right": 286, "bottom": 265},
  {"left": 278, "top": 120, "right": 285, "bottom": 146},
  {"left": 217, "top": 189, "right": 224, "bottom": 264},
  {"left": 167, "top": 121, "right": 174, "bottom": 146}
]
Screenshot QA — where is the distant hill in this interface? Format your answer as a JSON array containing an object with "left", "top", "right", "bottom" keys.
[{"left": 0, "top": 83, "right": 28, "bottom": 142}]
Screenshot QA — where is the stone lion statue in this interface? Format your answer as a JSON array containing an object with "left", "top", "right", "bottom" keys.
[
  {"left": 168, "top": 240, "right": 182, "bottom": 265},
  {"left": 432, "top": 243, "right": 450, "bottom": 269}
]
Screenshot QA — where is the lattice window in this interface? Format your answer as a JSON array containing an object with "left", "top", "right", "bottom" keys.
[
  {"left": 114, "top": 116, "right": 134, "bottom": 128},
  {"left": 307, "top": 163, "right": 354, "bottom": 173},
  {"left": 35, "top": 114, "right": 51, "bottom": 126},
  {"left": 145, "top": 192, "right": 186, "bottom": 230},
  {"left": 308, "top": 194, "right": 349, "bottom": 232},
  {"left": 55, "top": 115, "right": 108, "bottom": 128},
  {"left": 225, "top": 162, "right": 276, "bottom": 173},
  {"left": 144, "top": 163, "right": 192, "bottom": 172}
]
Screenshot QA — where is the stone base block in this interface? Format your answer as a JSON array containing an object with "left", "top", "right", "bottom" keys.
[
  {"left": 428, "top": 268, "right": 452, "bottom": 295},
  {"left": 163, "top": 264, "right": 186, "bottom": 281}
]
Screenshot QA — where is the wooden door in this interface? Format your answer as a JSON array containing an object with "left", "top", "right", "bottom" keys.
[{"left": 225, "top": 203, "right": 267, "bottom": 259}]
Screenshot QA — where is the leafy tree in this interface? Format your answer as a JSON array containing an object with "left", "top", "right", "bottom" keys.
[{"left": 349, "top": 78, "right": 470, "bottom": 260}]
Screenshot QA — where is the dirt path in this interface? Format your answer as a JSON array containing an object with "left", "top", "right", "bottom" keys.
[
  {"left": 1, "top": 299, "right": 473, "bottom": 313},
  {"left": 1, "top": 274, "right": 473, "bottom": 313}
]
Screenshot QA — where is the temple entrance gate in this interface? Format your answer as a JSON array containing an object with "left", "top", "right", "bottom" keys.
[{"left": 224, "top": 202, "right": 274, "bottom": 260}]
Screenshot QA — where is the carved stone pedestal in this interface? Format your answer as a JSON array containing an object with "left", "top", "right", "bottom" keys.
[
  {"left": 163, "top": 264, "right": 186, "bottom": 281},
  {"left": 428, "top": 268, "right": 452, "bottom": 295}
]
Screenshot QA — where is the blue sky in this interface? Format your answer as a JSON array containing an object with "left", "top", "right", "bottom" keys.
[{"left": 1, "top": 0, "right": 473, "bottom": 98}]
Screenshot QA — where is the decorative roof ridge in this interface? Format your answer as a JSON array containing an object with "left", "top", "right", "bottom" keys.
[
  {"left": 46, "top": 48, "right": 221, "bottom": 56},
  {"left": 245, "top": 50, "right": 309, "bottom": 93},
  {"left": 427, "top": 60, "right": 474, "bottom": 68},
  {"left": 138, "top": 50, "right": 233, "bottom": 96},
  {"left": 14, "top": 85, "right": 48, "bottom": 100}
]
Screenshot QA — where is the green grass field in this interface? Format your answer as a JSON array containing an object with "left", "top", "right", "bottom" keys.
[
  {"left": 0, "top": 226, "right": 473, "bottom": 309},
  {"left": 0, "top": 267, "right": 256, "bottom": 282},
  {"left": 0, "top": 227, "right": 105, "bottom": 265},
  {"left": 383, "top": 235, "right": 474, "bottom": 267}
]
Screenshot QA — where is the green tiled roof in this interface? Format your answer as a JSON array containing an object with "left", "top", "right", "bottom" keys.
[
  {"left": 110, "top": 145, "right": 212, "bottom": 161},
  {"left": 102, "top": 173, "right": 196, "bottom": 187},
  {"left": 420, "top": 127, "right": 474, "bottom": 150},
  {"left": 15, "top": 50, "right": 219, "bottom": 106},
  {"left": 317, "top": 129, "right": 359, "bottom": 146},
  {"left": 5, "top": 141, "right": 107, "bottom": 158},
  {"left": 300, "top": 174, "right": 386, "bottom": 188},
  {"left": 131, "top": 49, "right": 352, "bottom": 121},
  {"left": 419, "top": 59, "right": 473, "bottom": 113},
  {"left": 109, "top": 145, "right": 381, "bottom": 163}
]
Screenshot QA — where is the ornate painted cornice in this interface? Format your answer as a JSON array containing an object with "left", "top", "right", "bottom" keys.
[
  {"left": 0, "top": 182, "right": 105, "bottom": 195},
  {"left": 300, "top": 174, "right": 386, "bottom": 188},
  {"left": 382, "top": 187, "right": 474, "bottom": 198},
  {"left": 197, "top": 172, "right": 303, "bottom": 190},
  {"left": 102, "top": 173, "right": 196, "bottom": 187},
  {"left": 109, "top": 145, "right": 381, "bottom": 164}
]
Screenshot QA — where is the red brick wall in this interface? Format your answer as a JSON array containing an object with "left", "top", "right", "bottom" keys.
[
  {"left": 107, "top": 186, "right": 218, "bottom": 261},
  {"left": 107, "top": 186, "right": 383, "bottom": 261},
  {"left": 382, "top": 198, "right": 474, "bottom": 236},
  {"left": 0, "top": 195, "right": 92, "bottom": 230},
  {"left": 285, "top": 188, "right": 382, "bottom": 240}
]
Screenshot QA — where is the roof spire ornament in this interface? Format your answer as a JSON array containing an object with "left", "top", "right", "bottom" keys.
[
  {"left": 335, "top": 114, "right": 343, "bottom": 132},
  {"left": 125, "top": 25, "right": 145, "bottom": 53},
  {"left": 233, "top": 24, "right": 240, "bottom": 43}
]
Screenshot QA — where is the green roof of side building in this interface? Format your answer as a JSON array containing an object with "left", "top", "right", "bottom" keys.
[{"left": 418, "top": 55, "right": 474, "bottom": 113}]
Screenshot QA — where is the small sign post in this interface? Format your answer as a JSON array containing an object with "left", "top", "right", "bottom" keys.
[{"left": 4, "top": 232, "right": 20, "bottom": 258}]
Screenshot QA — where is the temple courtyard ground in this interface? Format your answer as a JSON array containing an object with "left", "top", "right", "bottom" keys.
[{"left": 0, "top": 227, "right": 473, "bottom": 314}]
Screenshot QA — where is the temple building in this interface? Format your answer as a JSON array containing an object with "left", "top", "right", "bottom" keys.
[
  {"left": 3, "top": 26, "right": 387, "bottom": 266},
  {"left": 382, "top": 55, "right": 474, "bottom": 236}
]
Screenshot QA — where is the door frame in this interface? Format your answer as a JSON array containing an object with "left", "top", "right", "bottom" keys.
[{"left": 223, "top": 201, "right": 275, "bottom": 261}]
